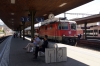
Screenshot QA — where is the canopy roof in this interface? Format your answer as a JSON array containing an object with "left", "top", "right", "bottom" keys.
[
  {"left": 73, "top": 14, "right": 100, "bottom": 25},
  {"left": 0, "top": 0, "right": 93, "bottom": 30}
]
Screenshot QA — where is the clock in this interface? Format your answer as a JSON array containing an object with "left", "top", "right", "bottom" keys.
[{"left": 48, "top": 13, "right": 55, "bottom": 19}]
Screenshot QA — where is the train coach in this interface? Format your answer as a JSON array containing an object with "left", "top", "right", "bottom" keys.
[{"left": 78, "top": 25, "right": 100, "bottom": 39}]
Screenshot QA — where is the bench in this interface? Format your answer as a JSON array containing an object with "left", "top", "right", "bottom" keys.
[
  {"left": 38, "top": 42, "right": 67, "bottom": 63},
  {"left": 30, "top": 42, "right": 57, "bottom": 55},
  {"left": 38, "top": 42, "right": 57, "bottom": 56},
  {"left": 30, "top": 42, "right": 67, "bottom": 63}
]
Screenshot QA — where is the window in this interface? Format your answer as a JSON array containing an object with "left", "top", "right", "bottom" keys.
[
  {"left": 94, "top": 29, "right": 98, "bottom": 36},
  {"left": 94, "top": 29, "right": 97, "bottom": 32},
  {"left": 62, "top": 23, "right": 68, "bottom": 29},
  {"left": 58, "top": 23, "right": 68, "bottom": 30},
  {"left": 40, "top": 27, "right": 44, "bottom": 30},
  {"left": 45, "top": 26, "right": 47, "bottom": 30},
  {"left": 50, "top": 25, "right": 52, "bottom": 29},
  {"left": 99, "top": 30, "right": 100, "bottom": 34},
  {"left": 71, "top": 23, "right": 76, "bottom": 30},
  {"left": 58, "top": 24, "right": 61, "bottom": 29},
  {"left": 85, "top": 30, "right": 93, "bottom": 36}
]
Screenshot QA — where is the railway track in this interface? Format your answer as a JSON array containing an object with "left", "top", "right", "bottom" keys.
[{"left": 0, "top": 36, "right": 9, "bottom": 44}]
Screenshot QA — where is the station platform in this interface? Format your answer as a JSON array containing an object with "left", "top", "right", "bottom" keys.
[{"left": 1, "top": 36, "right": 100, "bottom": 66}]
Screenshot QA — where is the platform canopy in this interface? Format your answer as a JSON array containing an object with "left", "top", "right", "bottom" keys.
[
  {"left": 0, "top": 0, "right": 93, "bottom": 30},
  {"left": 73, "top": 14, "right": 100, "bottom": 25}
]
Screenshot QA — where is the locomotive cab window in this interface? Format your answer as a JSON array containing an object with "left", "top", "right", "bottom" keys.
[
  {"left": 71, "top": 23, "right": 76, "bottom": 30},
  {"left": 58, "top": 22, "right": 68, "bottom": 30},
  {"left": 62, "top": 23, "right": 68, "bottom": 29}
]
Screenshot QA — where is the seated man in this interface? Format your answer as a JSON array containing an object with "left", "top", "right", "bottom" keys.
[
  {"left": 33, "top": 35, "right": 48, "bottom": 59},
  {"left": 23, "top": 35, "right": 41, "bottom": 53}
]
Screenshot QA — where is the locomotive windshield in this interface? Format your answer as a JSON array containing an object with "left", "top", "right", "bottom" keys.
[
  {"left": 58, "top": 22, "right": 68, "bottom": 30},
  {"left": 71, "top": 23, "right": 76, "bottom": 30}
]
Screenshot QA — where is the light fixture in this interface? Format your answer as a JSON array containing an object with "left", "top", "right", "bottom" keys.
[
  {"left": 11, "top": 19, "right": 14, "bottom": 20},
  {"left": 11, "top": 13, "right": 14, "bottom": 15},
  {"left": 43, "top": 14, "right": 47, "bottom": 16},
  {"left": 12, "top": 22, "right": 14, "bottom": 23},
  {"left": 59, "top": 3, "right": 67, "bottom": 7},
  {"left": 11, "top": 0, "right": 15, "bottom": 4}
]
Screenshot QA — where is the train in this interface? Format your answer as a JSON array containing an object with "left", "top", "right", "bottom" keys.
[
  {"left": 77, "top": 25, "right": 100, "bottom": 39},
  {"left": 25, "top": 19, "right": 77, "bottom": 45}
]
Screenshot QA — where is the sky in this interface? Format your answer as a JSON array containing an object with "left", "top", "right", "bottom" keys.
[
  {"left": 0, "top": 0, "right": 100, "bottom": 25},
  {"left": 55, "top": 0, "right": 100, "bottom": 19},
  {"left": 0, "top": 19, "right": 4, "bottom": 25}
]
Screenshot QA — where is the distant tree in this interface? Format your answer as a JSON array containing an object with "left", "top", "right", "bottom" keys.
[
  {"left": 0, "top": 29, "right": 3, "bottom": 32},
  {"left": 3, "top": 30, "right": 5, "bottom": 33},
  {"left": 0, "top": 29, "right": 5, "bottom": 33}
]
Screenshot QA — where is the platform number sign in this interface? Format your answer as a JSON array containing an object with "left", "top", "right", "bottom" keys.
[
  {"left": 35, "top": 17, "right": 44, "bottom": 22},
  {"left": 21, "top": 17, "right": 30, "bottom": 22},
  {"left": 27, "top": 17, "right": 30, "bottom": 22},
  {"left": 21, "top": 17, "right": 25, "bottom": 22}
]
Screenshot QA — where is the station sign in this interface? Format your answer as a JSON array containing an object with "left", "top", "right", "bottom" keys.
[
  {"left": 26, "top": 17, "right": 31, "bottom": 22},
  {"left": 35, "top": 17, "right": 44, "bottom": 22},
  {"left": 21, "top": 17, "right": 25, "bottom": 22},
  {"left": 21, "top": 17, "right": 44, "bottom": 22},
  {"left": 21, "top": 17, "right": 31, "bottom": 22}
]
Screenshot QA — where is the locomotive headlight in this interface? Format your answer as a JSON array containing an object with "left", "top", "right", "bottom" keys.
[{"left": 63, "top": 34, "right": 65, "bottom": 36}]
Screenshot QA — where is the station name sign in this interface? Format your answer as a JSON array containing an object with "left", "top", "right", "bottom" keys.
[
  {"left": 21, "top": 17, "right": 44, "bottom": 22},
  {"left": 35, "top": 17, "right": 44, "bottom": 22}
]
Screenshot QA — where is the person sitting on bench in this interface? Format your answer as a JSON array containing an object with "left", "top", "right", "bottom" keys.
[
  {"left": 23, "top": 35, "right": 41, "bottom": 53},
  {"left": 33, "top": 35, "right": 48, "bottom": 59}
]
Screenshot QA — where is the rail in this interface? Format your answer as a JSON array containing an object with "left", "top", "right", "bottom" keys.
[{"left": 77, "top": 39, "right": 100, "bottom": 48}]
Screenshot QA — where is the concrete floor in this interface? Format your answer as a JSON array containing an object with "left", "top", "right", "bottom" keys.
[{"left": 8, "top": 37, "right": 100, "bottom": 66}]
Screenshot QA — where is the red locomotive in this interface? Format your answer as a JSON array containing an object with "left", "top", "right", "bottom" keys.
[{"left": 39, "top": 19, "right": 77, "bottom": 43}]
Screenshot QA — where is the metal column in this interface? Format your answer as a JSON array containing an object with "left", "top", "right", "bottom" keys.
[
  {"left": 64, "top": 12, "right": 66, "bottom": 18},
  {"left": 84, "top": 22, "right": 87, "bottom": 39},
  {"left": 19, "top": 25, "right": 22, "bottom": 38},
  {"left": 22, "top": 23, "right": 25, "bottom": 40},
  {"left": 30, "top": 11, "right": 36, "bottom": 42}
]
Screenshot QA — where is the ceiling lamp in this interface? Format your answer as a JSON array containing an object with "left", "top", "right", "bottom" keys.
[
  {"left": 11, "top": 19, "right": 14, "bottom": 20},
  {"left": 43, "top": 14, "right": 47, "bottom": 16},
  {"left": 11, "top": 0, "right": 15, "bottom": 4},
  {"left": 11, "top": 13, "right": 14, "bottom": 15},
  {"left": 59, "top": 3, "right": 67, "bottom": 7}
]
